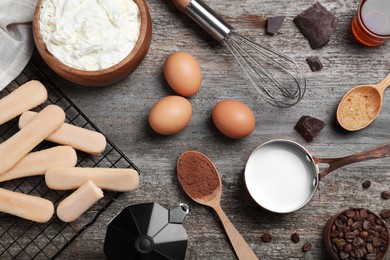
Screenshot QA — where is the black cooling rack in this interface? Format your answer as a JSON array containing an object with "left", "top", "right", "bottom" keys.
[{"left": 0, "top": 62, "right": 139, "bottom": 259}]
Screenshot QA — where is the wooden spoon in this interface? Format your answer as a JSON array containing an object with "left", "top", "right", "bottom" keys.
[
  {"left": 337, "top": 73, "right": 390, "bottom": 131},
  {"left": 177, "top": 151, "right": 258, "bottom": 260}
]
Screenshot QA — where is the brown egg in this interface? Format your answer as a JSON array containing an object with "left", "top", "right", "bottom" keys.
[
  {"left": 212, "top": 100, "right": 255, "bottom": 139},
  {"left": 164, "top": 51, "right": 202, "bottom": 97},
  {"left": 149, "top": 96, "right": 192, "bottom": 135}
]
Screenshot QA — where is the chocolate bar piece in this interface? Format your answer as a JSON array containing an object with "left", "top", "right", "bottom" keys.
[
  {"left": 293, "top": 2, "right": 338, "bottom": 49},
  {"left": 266, "top": 16, "right": 285, "bottom": 35},
  {"left": 294, "top": 116, "right": 326, "bottom": 142},
  {"left": 306, "top": 56, "right": 323, "bottom": 71}
]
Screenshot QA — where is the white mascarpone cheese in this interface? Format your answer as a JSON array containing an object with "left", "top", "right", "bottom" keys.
[{"left": 39, "top": 0, "right": 141, "bottom": 71}]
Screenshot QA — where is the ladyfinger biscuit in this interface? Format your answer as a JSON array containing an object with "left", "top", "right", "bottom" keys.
[
  {"left": 0, "top": 80, "right": 47, "bottom": 126},
  {"left": 19, "top": 111, "right": 106, "bottom": 155},
  {"left": 0, "top": 187, "right": 54, "bottom": 223},
  {"left": 57, "top": 180, "right": 103, "bottom": 222},
  {"left": 45, "top": 167, "right": 139, "bottom": 192},
  {"left": 0, "top": 105, "right": 65, "bottom": 174},
  {"left": 0, "top": 146, "right": 77, "bottom": 182}
]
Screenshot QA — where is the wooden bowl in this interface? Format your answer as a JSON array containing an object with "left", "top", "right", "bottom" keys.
[
  {"left": 324, "top": 208, "right": 389, "bottom": 259},
  {"left": 33, "top": 0, "right": 152, "bottom": 87}
]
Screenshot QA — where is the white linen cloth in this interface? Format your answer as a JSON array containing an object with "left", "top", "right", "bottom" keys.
[{"left": 0, "top": 0, "right": 37, "bottom": 91}]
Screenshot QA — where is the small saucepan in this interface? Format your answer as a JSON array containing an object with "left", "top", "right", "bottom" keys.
[{"left": 244, "top": 139, "right": 390, "bottom": 214}]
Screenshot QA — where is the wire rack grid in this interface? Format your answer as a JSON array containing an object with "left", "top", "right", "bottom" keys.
[{"left": 0, "top": 62, "right": 139, "bottom": 259}]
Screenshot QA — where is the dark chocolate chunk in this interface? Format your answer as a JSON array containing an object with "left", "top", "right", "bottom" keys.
[
  {"left": 293, "top": 2, "right": 338, "bottom": 49},
  {"left": 266, "top": 16, "right": 285, "bottom": 35},
  {"left": 294, "top": 116, "right": 326, "bottom": 142},
  {"left": 306, "top": 56, "right": 323, "bottom": 71}
]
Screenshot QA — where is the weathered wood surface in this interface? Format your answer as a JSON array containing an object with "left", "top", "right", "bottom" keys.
[{"left": 13, "top": 0, "right": 390, "bottom": 259}]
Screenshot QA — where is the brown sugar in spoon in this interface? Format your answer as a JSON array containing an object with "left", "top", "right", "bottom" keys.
[
  {"left": 177, "top": 151, "right": 258, "bottom": 260},
  {"left": 337, "top": 73, "right": 390, "bottom": 131}
]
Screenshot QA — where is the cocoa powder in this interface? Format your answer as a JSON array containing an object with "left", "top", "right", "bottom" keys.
[{"left": 177, "top": 151, "right": 220, "bottom": 199}]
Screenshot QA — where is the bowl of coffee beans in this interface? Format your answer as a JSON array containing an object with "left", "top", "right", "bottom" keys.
[{"left": 324, "top": 208, "right": 389, "bottom": 259}]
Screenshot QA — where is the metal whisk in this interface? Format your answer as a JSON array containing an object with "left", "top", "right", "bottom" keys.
[{"left": 171, "top": 0, "right": 306, "bottom": 107}]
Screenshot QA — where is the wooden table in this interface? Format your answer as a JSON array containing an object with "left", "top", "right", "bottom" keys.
[{"left": 20, "top": 0, "right": 390, "bottom": 259}]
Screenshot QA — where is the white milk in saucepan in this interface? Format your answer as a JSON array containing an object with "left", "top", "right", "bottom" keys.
[{"left": 245, "top": 141, "right": 317, "bottom": 213}]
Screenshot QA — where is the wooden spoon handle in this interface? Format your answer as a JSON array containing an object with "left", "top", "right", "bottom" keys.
[
  {"left": 376, "top": 73, "right": 390, "bottom": 93},
  {"left": 213, "top": 205, "right": 258, "bottom": 260},
  {"left": 171, "top": 0, "right": 191, "bottom": 11}
]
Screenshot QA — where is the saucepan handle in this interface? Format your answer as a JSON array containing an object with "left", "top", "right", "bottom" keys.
[
  {"left": 171, "top": 0, "right": 191, "bottom": 11},
  {"left": 316, "top": 142, "right": 390, "bottom": 180}
]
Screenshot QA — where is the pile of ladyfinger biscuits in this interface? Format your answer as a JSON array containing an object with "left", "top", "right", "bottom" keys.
[{"left": 0, "top": 80, "right": 139, "bottom": 223}]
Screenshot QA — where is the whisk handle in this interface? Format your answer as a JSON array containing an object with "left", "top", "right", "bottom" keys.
[{"left": 171, "top": 0, "right": 233, "bottom": 42}]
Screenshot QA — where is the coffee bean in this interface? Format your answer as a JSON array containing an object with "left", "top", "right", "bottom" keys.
[
  {"left": 380, "top": 210, "right": 390, "bottom": 220},
  {"left": 343, "top": 243, "right": 352, "bottom": 253},
  {"left": 353, "top": 237, "right": 365, "bottom": 247},
  {"left": 362, "top": 180, "right": 371, "bottom": 189},
  {"left": 380, "top": 209, "right": 390, "bottom": 219},
  {"left": 345, "top": 232, "right": 356, "bottom": 242},
  {"left": 366, "top": 253, "right": 377, "bottom": 260},
  {"left": 351, "top": 221, "right": 362, "bottom": 230},
  {"left": 368, "top": 230, "right": 379, "bottom": 238},
  {"left": 338, "top": 214, "right": 348, "bottom": 223},
  {"left": 335, "top": 219, "right": 343, "bottom": 227},
  {"left": 339, "top": 252, "right": 349, "bottom": 259},
  {"left": 380, "top": 231, "right": 389, "bottom": 241},
  {"left": 366, "top": 243, "right": 374, "bottom": 253},
  {"left": 261, "top": 233, "right": 272, "bottom": 243},
  {"left": 367, "top": 213, "right": 376, "bottom": 221},
  {"left": 360, "top": 209, "right": 368, "bottom": 218},
  {"left": 376, "top": 218, "right": 384, "bottom": 226},
  {"left": 302, "top": 242, "right": 312, "bottom": 252},
  {"left": 291, "top": 232, "right": 300, "bottom": 243},
  {"left": 342, "top": 226, "right": 350, "bottom": 234},
  {"left": 363, "top": 220, "right": 371, "bottom": 231},
  {"left": 330, "top": 230, "right": 338, "bottom": 238},
  {"left": 373, "top": 237, "right": 380, "bottom": 247},
  {"left": 345, "top": 210, "right": 356, "bottom": 218},
  {"left": 347, "top": 218, "right": 353, "bottom": 227},
  {"left": 373, "top": 225, "right": 385, "bottom": 233},
  {"left": 354, "top": 248, "right": 364, "bottom": 258},
  {"left": 360, "top": 231, "right": 369, "bottom": 239},
  {"left": 367, "top": 235, "right": 374, "bottom": 243},
  {"left": 369, "top": 220, "right": 376, "bottom": 230},
  {"left": 336, "top": 239, "right": 346, "bottom": 249},
  {"left": 353, "top": 215, "right": 364, "bottom": 221},
  {"left": 381, "top": 191, "right": 390, "bottom": 200}
]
